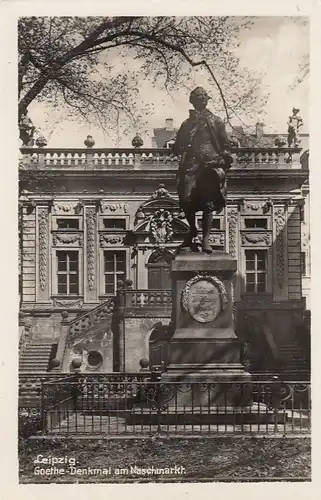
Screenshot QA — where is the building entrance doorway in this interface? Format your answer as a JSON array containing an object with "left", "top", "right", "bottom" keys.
[{"left": 147, "top": 249, "right": 173, "bottom": 290}]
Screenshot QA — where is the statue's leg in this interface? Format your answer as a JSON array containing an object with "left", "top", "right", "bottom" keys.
[
  {"left": 181, "top": 208, "right": 197, "bottom": 246},
  {"left": 202, "top": 208, "right": 213, "bottom": 253}
]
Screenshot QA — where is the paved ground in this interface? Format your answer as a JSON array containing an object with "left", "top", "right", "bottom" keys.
[{"left": 19, "top": 435, "right": 311, "bottom": 482}]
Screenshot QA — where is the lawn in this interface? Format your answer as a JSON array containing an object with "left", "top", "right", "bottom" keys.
[{"left": 19, "top": 436, "right": 311, "bottom": 483}]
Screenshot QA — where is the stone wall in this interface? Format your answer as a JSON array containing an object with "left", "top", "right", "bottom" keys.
[
  {"left": 62, "top": 329, "right": 113, "bottom": 373},
  {"left": 30, "top": 313, "right": 64, "bottom": 342},
  {"left": 123, "top": 316, "right": 170, "bottom": 371}
]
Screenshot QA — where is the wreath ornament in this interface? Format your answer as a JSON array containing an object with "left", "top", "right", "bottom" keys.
[{"left": 181, "top": 274, "right": 228, "bottom": 323}]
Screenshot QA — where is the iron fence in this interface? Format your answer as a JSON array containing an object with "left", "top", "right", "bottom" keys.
[{"left": 36, "top": 373, "right": 310, "bottom": 437}]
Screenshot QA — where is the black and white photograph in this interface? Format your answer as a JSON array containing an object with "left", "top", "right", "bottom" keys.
[{"left": 9, "top": 7, "right": 314, "bottom": 486}]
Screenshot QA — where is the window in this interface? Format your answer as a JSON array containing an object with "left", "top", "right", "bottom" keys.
[
  {"left": 103, "top": 218, "right": 126, "bottom": 230},
  {"left": 244, "top": 218, "right": 267, "bottom": 229},
  {"left": 197, "top": 218, "right": 221, "bottom": 230},
  {"left": 104, "top": 251, "right": 126, "bottom": 294},
  {"left": 87, "top": 351, "right": 103, "bottom": 367},
  {"left": 245, "top": 250, "right": 267, "bottom": 293},
  {"left": 57, "top": 218, "right": 79, "bottom": 230},
  {"left": 56, "top": 251, "right": 79, "bottom": 295}
]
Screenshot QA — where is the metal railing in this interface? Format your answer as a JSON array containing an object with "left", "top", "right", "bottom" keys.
[
  {"left": 19, "top": 373, "right": 78, "bottom": 408},
  {"left": 36, "top": 374, "right": 310, "bottom": 437}
]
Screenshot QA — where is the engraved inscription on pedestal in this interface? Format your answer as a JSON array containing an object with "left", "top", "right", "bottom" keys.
[{"left": 181, "top": 275, "right": 227, "bottom": 323}]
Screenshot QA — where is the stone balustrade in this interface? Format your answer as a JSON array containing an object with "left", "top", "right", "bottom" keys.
[
  {"left": 68, "top": 297, "right": 115, "bottom": 337},
  {"left": 234, "top": 148, "right": 302, "bottom": 169},
  {"left": 19, "top": 146, "right": 304, "bottom": 170},
  {"left": 124, "top": 289, "right": 172, "bottom": 309}
]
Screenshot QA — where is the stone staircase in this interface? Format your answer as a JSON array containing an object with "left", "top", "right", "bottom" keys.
[{"left": 19, "top": 342, "right": 54, "bottom": 373}]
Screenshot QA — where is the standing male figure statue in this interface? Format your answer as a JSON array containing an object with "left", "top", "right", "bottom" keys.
[
  {"left": 173, "top": 87, "right": 233, "bottom": 253},
  {"left": 287, "top": 107, "right": 303, "bottom": 147}
]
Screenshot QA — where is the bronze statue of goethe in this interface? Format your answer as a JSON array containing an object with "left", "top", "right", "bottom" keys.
[{"left": 173, "top": 87, "right": 233, "bottom": 253}]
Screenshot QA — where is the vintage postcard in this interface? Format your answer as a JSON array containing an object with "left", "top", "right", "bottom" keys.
[{"left": 0, "top": 0, "right": 319, "bottom": 496}]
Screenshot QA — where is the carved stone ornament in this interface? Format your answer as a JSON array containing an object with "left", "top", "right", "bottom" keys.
[
  {"left": 302, "top": 229, "right": 310, "bottom": 250},
  {"left": 53, "top": 233, "right": 83, "bottom": 246},
  {"left": 136, "top": 208, "right": 145, "bottom": 220},
  {"left": 241, "top": 232, "right": 272, "bottom": 246},
  {"left": 181, "top": 274, "right": 228, "bottom": 324},
  {"left": 227, "top": 209, "right": 238, "bottom": 258},
  {"left": 86, "top": 208, "right": 96, "bottom": 290},
  {"left": 53, "top": 202, "right": 79, "bottom": 215},
  {"left": 100, "top": 234, "right": 125, "bottom": 246},
  {"left": 151, "top": 184, "right": 171, "bottom": 200},
  {"left": 100, "top": 202, "right": 129, "bottom": 213},
  {"left": 208, "top": 233, "right": 225, "bottom": 246},
  {"left": 38, "top": 208, "right": 48, "bottom": 291},
  {"left": 53, "top": 298, "right": 84, "bottom": 308},
  {"left": 275, "top": 207, "right": 286, "bottom": 288},
  {"left": 243, "top": 202, "right": 263, "bottom": 212},
  {"left": 240, "top": 200, "right": 272, "bottom": 214},
  {"left": 150, "top": 209, "right": 174, "bottom": 244}
]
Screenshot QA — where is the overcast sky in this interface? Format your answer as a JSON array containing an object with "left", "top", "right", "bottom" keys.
[{"left": 28, "top": 16, "right": 309, "bottom": 148}]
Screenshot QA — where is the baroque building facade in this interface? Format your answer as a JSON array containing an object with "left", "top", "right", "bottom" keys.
[{"left": 18, "top": 124, "right": 310, "bottom": 374}]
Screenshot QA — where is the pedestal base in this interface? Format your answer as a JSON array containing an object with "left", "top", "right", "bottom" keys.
[
  {"left": 161, "top": 370, "right": 252, "bottom": 407},
  {"left": 126, "top": 404, "right": 287, "bottom": 427}
]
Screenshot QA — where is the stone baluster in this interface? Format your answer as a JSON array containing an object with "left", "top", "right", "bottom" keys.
[{"left": 86, "top": 149, "right": 94, "bottom": 168}]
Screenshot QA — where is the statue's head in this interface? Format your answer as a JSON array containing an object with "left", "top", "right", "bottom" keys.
[
  {"left": 189, "top": 87, "right": 210, "bottom": 111},
  {"left": 292, "top": 107, "right": 300, "bottom": 115}
]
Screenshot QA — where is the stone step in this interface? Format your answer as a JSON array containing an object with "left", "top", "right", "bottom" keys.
[
  {"left": 20, "top": 358, "right": 51, "bottom": 362},
  {"left": 23, "top": 348, "right": 51, "bottom": 354},
  {"left": 19, "top": 369, "right": 48, "bottom": 372},
  {"left": 19, "top": 356, "right": 51, "bottom": 360},
  {"left": 19, "top": 367, "right": 49, "bottom": 372},
  {"left": 19, "top": 341, "right": 54, "bottom": 373},
  {"left": 20, "top": 362, "right": 51, "bottom": 366},
  {"left": 19, "top": 362, "right": 49, "bottom": 366},
  {"left": 22, "top": 349, "right": 51, "bottom": 355},
  {"left": 20, "top": 356, "right": 52, "bottom": 361},
  {"left": 23, "top": 346, "right": 53, "bottom": 350},
  {"left": 20, "top": 352, "right": 52, "bottom": 356}
]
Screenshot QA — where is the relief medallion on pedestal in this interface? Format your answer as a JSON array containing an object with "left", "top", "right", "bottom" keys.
[{"left": 181, "top": 275, "right": 227, "bottom": 323}]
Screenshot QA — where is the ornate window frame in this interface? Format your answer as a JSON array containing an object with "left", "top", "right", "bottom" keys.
[
  {"left": 51, "top": 247, "right": 83, "bottom": 297},
  {"left": 240, "top": 246, "right": 273, "bottom": 295},
  {"left": 99, "top": 215, "right": 129, "bottom": 231},
  {"left": 98, "top": 247, "right": 130, "bottom": 297}
]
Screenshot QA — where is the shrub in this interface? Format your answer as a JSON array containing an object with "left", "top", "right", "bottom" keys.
[{"left": 18, "top": 407, "right": 42, "bottom": 439}]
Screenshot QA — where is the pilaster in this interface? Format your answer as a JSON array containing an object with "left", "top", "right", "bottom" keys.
[
  {"left": 84, "top": 204, "right": 98, "bottom": 303},
  {"left": 35, "top": 204, "right": 51, "bottom": 303},
  {"left": 227, "top": 204, "right": 240, "bottom": 300},
  {"left": 272, "top": 202, "right": 288, "bottom": 300}
]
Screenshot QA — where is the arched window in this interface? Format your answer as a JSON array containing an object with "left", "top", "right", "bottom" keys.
[{"left": 147, "top": 249, "right": 173, "bottom": 290}]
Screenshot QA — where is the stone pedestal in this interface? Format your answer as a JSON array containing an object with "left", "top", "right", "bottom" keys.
[{"left": 161, "top": 251, "right": 252, "bottom": 407}]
